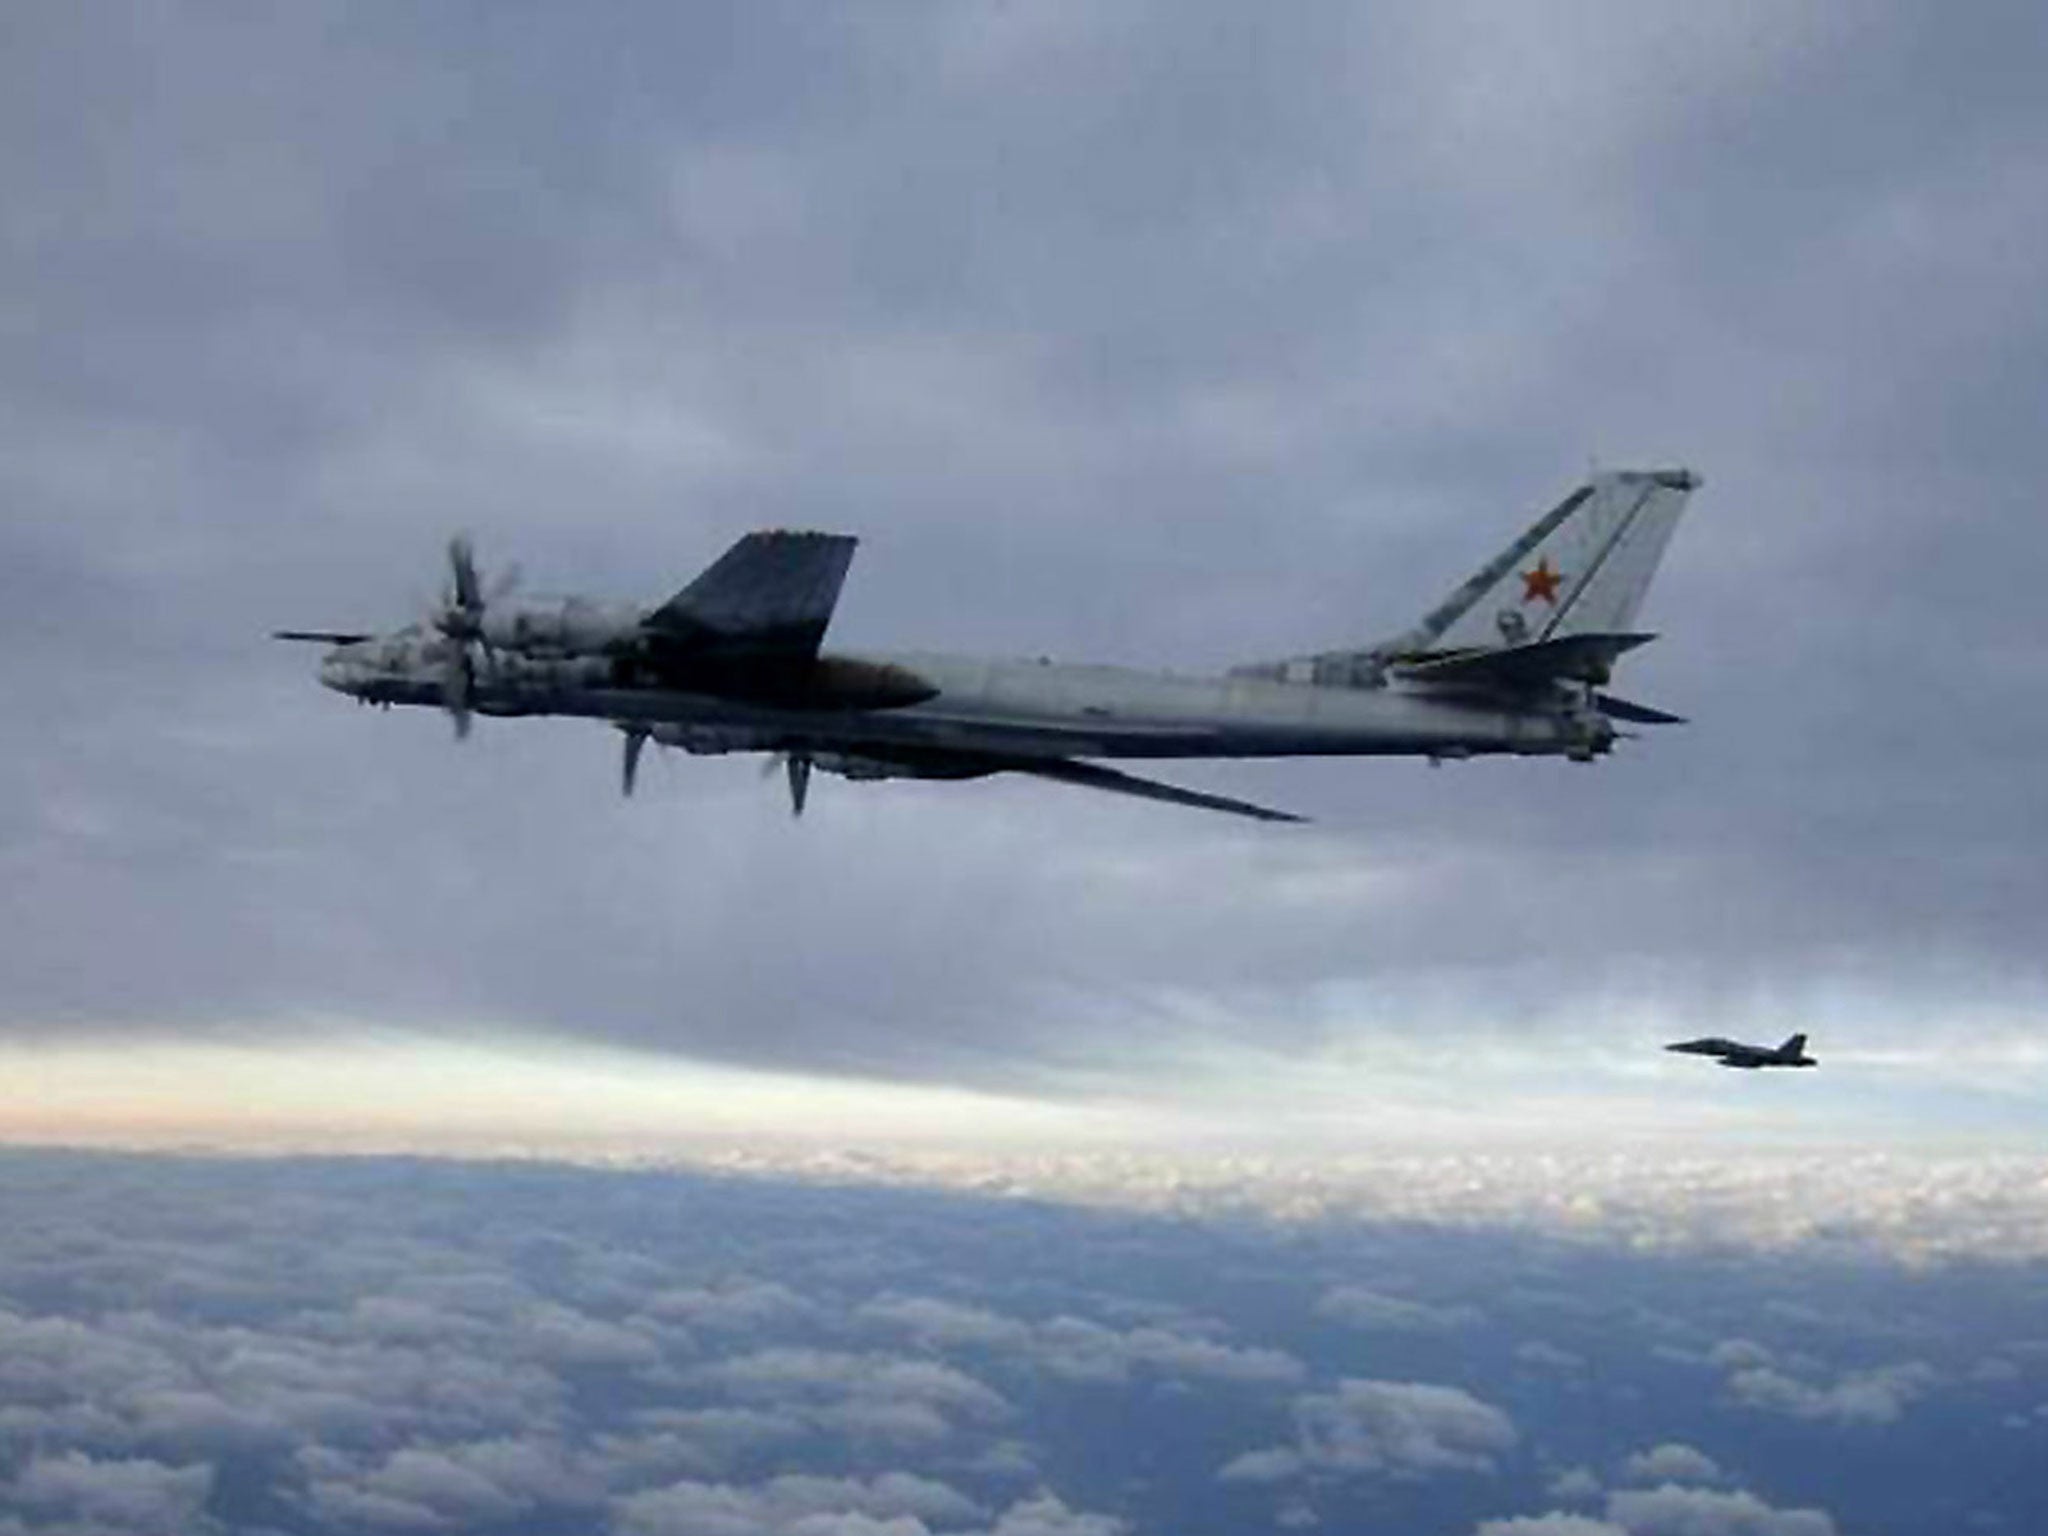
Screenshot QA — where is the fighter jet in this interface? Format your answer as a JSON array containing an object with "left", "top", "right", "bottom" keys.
[
  {"left": 1665, "top": 1033, "right": 1817, "bottom": 1069},
  {"left": 279, "top": 468, "right": 1700, "bottom": 820}
]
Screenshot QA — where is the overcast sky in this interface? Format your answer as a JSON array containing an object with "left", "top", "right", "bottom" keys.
[{"left": 5, "top": 2, "right": 2046, "bottom": 1148}]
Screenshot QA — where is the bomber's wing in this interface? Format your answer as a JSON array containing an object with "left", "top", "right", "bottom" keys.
[
  {"left": 1013, "top": 759, "right": 1306, "bottom": 823},
  {"left": 1667, "top": 1037, "right": 1739, "bottom": 1058},
  {"left": 643, "top": 531, "right": 858, "bottom": 660}
]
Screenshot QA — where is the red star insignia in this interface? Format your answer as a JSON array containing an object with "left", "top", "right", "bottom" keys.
[{"left": 1521, "top": 557, "right": 1564, "bottom": 605}]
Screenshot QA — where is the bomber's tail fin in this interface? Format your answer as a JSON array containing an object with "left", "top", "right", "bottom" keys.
[
  {"left": 1230, "top": 468, "right": 1700, "bottom": 692},
  {"left": 1780, "top": 1033, "right": 1808, "bottom": 1058},
  {"left": 1395, "top": 468, "right": 1700, "bottom": 658}
]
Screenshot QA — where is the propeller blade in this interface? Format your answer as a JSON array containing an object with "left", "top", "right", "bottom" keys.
[
  {"left": 442, "top": 647, "right": 473, "bottom": 740},
  {"left": 433, "top": 534, "right": 493, "bottom": 653},
  {"left": 273, "top": 630, "right": 370, "bottom": 645},
  {"left": 448, "top": 534, "right": 482, "bottom": 613},
  {"left": 622, "top": 729, "right": 647, "bottom": 798}
]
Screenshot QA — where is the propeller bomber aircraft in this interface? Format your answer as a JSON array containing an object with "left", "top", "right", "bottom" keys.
[{"left": 278, "top": 468, "right": 1700, "bottom": 821}]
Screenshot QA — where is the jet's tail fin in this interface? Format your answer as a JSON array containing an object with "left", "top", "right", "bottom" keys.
[
  {"left": 1396, "top": 469, "right": 1700, "bottom": 658},
  {"left": 1780, "top": 1033, "right": 1808, "bottom": 1058}
]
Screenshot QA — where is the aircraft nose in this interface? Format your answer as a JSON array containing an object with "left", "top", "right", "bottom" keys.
[{"left": 319, "top": 646, "right": 364, "bottom": 695}]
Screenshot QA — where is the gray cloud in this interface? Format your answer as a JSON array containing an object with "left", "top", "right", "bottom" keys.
[
  {"left": 1515, "top": 1342, "right": 1587, "bottom": 1375},
  {"left": 1476, "top": 1517, "right": 1626, "bottom": 1536},
  {"left": 858, "top": 1296, "right": 1036, "bottom": 1352},
  {"left": 5, "top": 2, "right": 2048, "bottom": 1103},
  {"left": 1546, "top": 1468, "right": 1605, "bottom": 1504},
  {"left": 1602, "top": 1485, "right": 1838, "bottom": 1536},
  {"left": 295, "top": 1440, "right": 593, "bottom": 1532},
  {"left": 1617, "top": 1444, "right": 1726, "bottom": 1488},
  {"left": 1723, "top": 1361, "right": 1937, "bottom": 1427},
  {"left": 6, "top": 1453, "right": 217, "bottom": 1536},
  {"left": 610, "top": 1470, "right": 989, "bottom": 1536},
  {"left": 695, "top": 1348, "right": 1012, "bottom": 1446},
  {"left": 1315, "top": 1285, "right": 1477, "bottom": 1334},
  {"left": 1221, "top": 1378, "right": 1517, "bottom": 1483},
  {"left": 1474, "top": 1482, "right": 1844, "bottom": 1536},
  {"left": 857, "top": 1292, "right": 1305, "bottom": 1388}
]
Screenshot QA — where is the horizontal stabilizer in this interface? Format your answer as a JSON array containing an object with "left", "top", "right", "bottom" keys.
[
  {"left": 1016, "top": 759, "right": 1307, "bottom": 823},
  {"left": 1397, "top": 632, "right": 1655, "bottom": 691},
  {"left": 1595, "top": 693, "right": 1687, "bottom": 725}
]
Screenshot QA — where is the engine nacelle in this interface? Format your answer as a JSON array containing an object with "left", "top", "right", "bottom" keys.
[
  {"left": 480, "top": 599, "right": 642, "bottom": 657},
  {"left": 492, "top": 654, "right": 614, "bottom": 691}
]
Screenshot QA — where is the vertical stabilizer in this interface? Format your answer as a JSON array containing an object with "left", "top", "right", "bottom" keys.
[
  {"left": 1229, "top": 467, "right": 1701, "bottom": 691},
  {"left": 1780, "top": 1034, "right": 1808, "bottom": 1058},
  {"left": 1401, "top": 469, "right": 1700, "bottom": 656}
]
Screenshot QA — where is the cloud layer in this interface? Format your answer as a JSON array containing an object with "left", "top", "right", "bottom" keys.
[{"left": 1, "top": 1148, "right": 2044, "bottom": 1533}]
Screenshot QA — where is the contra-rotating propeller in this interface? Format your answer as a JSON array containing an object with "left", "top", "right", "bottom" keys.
[{"left": 430, "top": 534, "right": 518, "bottom": 740}]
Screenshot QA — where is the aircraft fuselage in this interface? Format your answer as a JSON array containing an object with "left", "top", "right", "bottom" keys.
[
  {"left": 1665, "top": 1036, "right": 1817, "bottom": 1069},
  {"left": 321, "top": 637, "right": 1606, "bottom": 764},
  {"left": 288, "top": 468, "right": 1700, "bottom": 816}
]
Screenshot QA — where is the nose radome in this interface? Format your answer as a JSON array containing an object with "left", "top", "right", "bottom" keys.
[{"left": 318, "top": 648, "right": 360, "bottom": 694}]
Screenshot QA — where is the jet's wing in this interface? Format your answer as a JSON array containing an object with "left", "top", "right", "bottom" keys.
[
  {"left": 1012, "top": 759, "right": 1306, "bottom": 823},
  {"left": 643, "top": 531, "right": 858, "bottom": 660}
]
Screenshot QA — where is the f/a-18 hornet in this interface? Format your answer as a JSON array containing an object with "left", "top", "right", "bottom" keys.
[
  {"left": 279, "top": 468, "right": 1700, "bottom": 821},
  {"left": 1666, "top": 1033, "right": 1818, "bottom": 1070}
]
